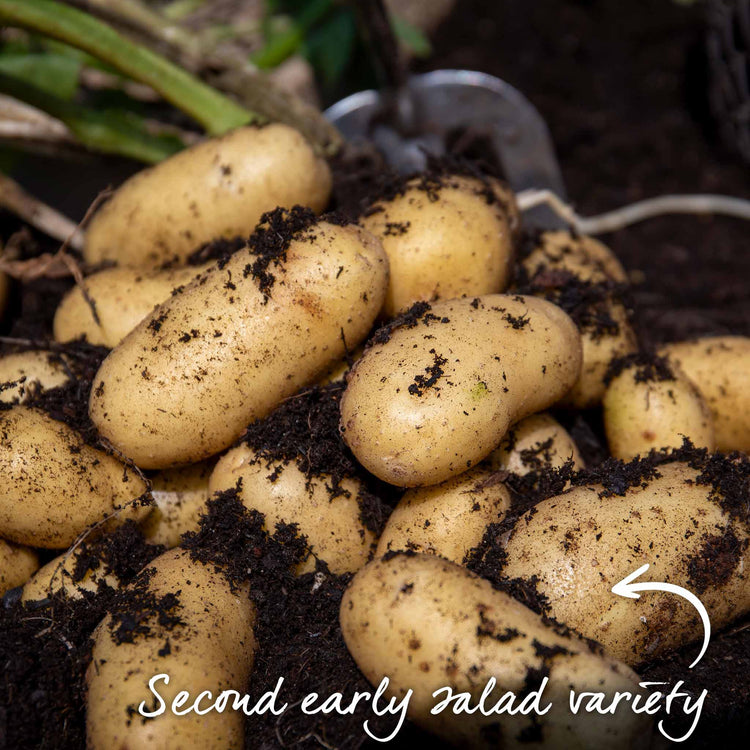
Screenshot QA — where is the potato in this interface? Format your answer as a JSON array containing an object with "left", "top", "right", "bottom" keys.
[
  {"left": 87, "top": 549, "right": 255, "bottom": 749},
  {"left": 210, "top": 444, "right": 376, "bottom": 574},
  {"left": 0, "top": 406, "right": 151, "bottom": 548},
  {"left": 375, "top": 466, "right": 510, "bottom": 564},
  {"left": 603, "top": 355, "right": 715, "bottom": 460},
  {"left": 89, "top": 214, "right": 388, "bottom": 469},
  {"left": 0, "top": 350, "right": 70, "bottom": 404},
  {"left": 140, "top": 462, "right": 214, "bottom": 548},
  {"left": 659, "top": 336, "right": 750, "bottom": 453},
  {"left": 0, "top": 538, "right": 39, "bottom": 595},
  {"left": 341, "top": 553, "right": 651, "bottom": 749},
  {"left": 341, "top": 295, "right": 582, "bottom": 487},
  {"left": 488, "top": 413, "right": 584, "bottom": 474},
  {"left": 502, "top": 461, "right": 750, "bottom": 665},
  {"left": 360, "top": 175, "right": 518, "bottom": 316},
  {"left": 54, "top": 264, "right": 210, "bottom": 348},
  {"left": 84, "top": 124, "right": 332, "bottom": 268}
]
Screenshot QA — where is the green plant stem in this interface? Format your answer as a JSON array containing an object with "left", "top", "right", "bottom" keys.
[{"left": 0, "top": 0, "right": 256, "bottom": 135}]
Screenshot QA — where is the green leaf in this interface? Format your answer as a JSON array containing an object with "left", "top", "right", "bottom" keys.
[
  {"left": 304, "top": 9, "right": 356, "bottom": 87},
  {"left": 392, "top": 15, "right": 432, "bottom": 58},
  {"left": 0, "top": 52, "right": 80, "bottom": 99}
]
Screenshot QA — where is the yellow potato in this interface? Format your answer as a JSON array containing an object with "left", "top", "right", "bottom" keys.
[
  {"left": 341, "top": 553, "right": 651, "bottom": 748},
  {"left": 603, "top": 356, "right": 715, "bottom": 460},
  {"left": 488, "top": 413, "right": 584, "bottom": 474},
  {"left": 0, "top": 538, "right": 39, "bottom": 595},
  {"left": 210, "top": 444, "right": 375, "bottom": 574},
  {"left": 341, "top": 295, "right": 582, "bottom": 487},
  {"left": 0, "top": 406, "right": 151, "bottom": 548},
  {"left": 360, "top": 175, "right": 517, "bottom": 316},
  {"left": 84, "top": 124, "right": 332, "bottom": 268},
  {"left": 502, "top": 461, "right": 750, "bottom": 665},
  {"left": 87, "top": 549, "right": 255, "bottom": 749},
  {"left": 54, "top": 264, "right": 210, "bottom": 348},
  {"left": 375, "top": 466, "right": 510, "bottom": 564},
  {"left": 0, "top": 350, "right": 70, "bottom": 404},
  {"left": 89, "top": 216, "right": 388, "bottom": 469},
  {"left": 659, "top": 336, "right": 750, "bottom": 453}
]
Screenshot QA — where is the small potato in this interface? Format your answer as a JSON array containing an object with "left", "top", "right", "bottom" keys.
[
  {"left": 603, "top": 355, "right": 715, "bottom": 460},
  {"left": 488, "top": 413, "right": 584, "bottom": 474},
  {"left": 375, "top": 466, "right": 511, "bottom": 564},
  {"left": 0, "top": 538, "right": 39, "bottom": 595},
  {"left": 210, "top": 444, "right": 376, "bottom": 574},
  {"left": 87, "top": 549, "right": 255, "bottom": 749},
  {"left": 140, "top": 462, "right": 214, "bottom": 548},
  {"left": 0, "top": 406, "right": 151, "bottom": 548},
  {"left": 89, "top": 214, "right": 388, "bottom": 469},
  {"left": 341, "top": 295, "right": 582, "bottom": 487},
  {"left": 502, "top": 461, "right": 750, "bottom": 665},
  {"left": 0, "top": 350, "right": 70, "bottom": 404},
  {"left": 659, "top": 336, "right": 750, "bottom": 453},
  {"left": 54, "top": 264, "right": 210, "bottom": 348},
  {"left": 360, "top": 175, "right": 518, "bottom": 316},
  {"left": 84, "top": 124, "right": 332, "bottom": 268},
  {"left": 341, "top": 553, "right": 652, "bottom": 749}
]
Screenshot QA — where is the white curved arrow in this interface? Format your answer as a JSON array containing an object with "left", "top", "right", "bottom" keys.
[{"left": 611, "top": 563, "right": 711, "bottom": 669}]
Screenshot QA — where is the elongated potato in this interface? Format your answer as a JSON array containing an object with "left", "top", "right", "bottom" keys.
[
  {"left": 54, "top": 264, "right": 210, "bottom": 348},
  {"left": 84, "top": 124, "right": 332, "bottom": 268},
  {"left": 341, "top": 295, "right": 582, "bottom": 487},
  {"left": 360, "top": 175, "right": 517, "bottom": 316},
  {"left": 341, "top": 553, "right": 652, "bottom": 749},
  {"left": 0, "top": 350, "right": 70, "bottom": 404},
  {"left": 140, "top": 462, "right": 213, "bottom": 548},
  {"left": 87, "top": 549, "right": 255, "bottom": 749},
  {"left": 488, "top": 413, "right": 584, "bottom": 474},
  {"left": 89, "top": 214, "right": 388, "bottom": 469},
  {"left": 659, "top": 336, "right": 750, "bottom": 453},
  {"left": 0, "top": 538, "right": 39, "bottom": 595},
  {"left": 502, "top": 461, "right": 750, "bottom": 665},
  {"left": 375, "top": 466, "right": 510, "bottom": 564},
  {"left": 0, "top": 406, "right": 151, "bottom": 547},
  {"left": 603, "top": 355, "right": 715, "bottom": 460},
  {"left": 210, "top": 444, "right": 375, "bottom": 574}
]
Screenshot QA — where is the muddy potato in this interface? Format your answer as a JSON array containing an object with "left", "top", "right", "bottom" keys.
[
  {"left": 89, "top": 213, "right": 388, "bottom": 469},
  {"left": 210, "top": 444, "right": 376, "bottom": 574},
  {"left": 87, "top": 549, "right": 255, "bottom": 749},
  {"left": 341, "top": 295, "right": 582, "bottom": 487},
  {"left": 360, "top": 175, "right": 518, "bottom": 316},
  {"left": 0, "top": 406, "right": 151, "bottom": 548},
  {"left": 341, "top": 553, "right": 652, "bottom": 749},
  {"left": 488, "top": 413, "right": 584, "bottom": 474},
  {"left": 54, "top": 264, "right": 210, "bottom": 348},
  {"left": 375, "top": 466, "right": 510, "bottom": 564},
  {"left": 140, "top": 462, "right": 214, "bottom": 548},
  {"left": 659, "top": 336, "right": 750, "bottom": 453},
  {"left": 0, "top": 539, "right": 39, "bottom": 595},
  {"left": 84, "top": 124, "right": 332, "bottom": 268},
  {"left": 603, "top": 355, "right": 715, "bottom": 460},
  {"left": 502, "top": 460, "right": 750, "bottom": 665},
  {"left": 0, "top": 350, "right": 71, "bottom": 404}
]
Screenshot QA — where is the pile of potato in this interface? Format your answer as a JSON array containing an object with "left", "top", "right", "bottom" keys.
[{"left": 1, "top": 123, "right": 749, "bottom": 749}]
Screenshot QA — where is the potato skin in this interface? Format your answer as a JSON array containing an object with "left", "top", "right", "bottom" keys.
[
  {"left": 84, "top": 124, "right": 332, "bottom": 268},
  {"left": 360, "top": 175, "right": 517, "bottom": 316},
  {"left": 209, "top": 444, "right": 375, "bottom": 574},
  {"left": 341, "top": 553, "right": 651, "bottom": 749},
  {"left": 375, "top": 466, "right": 510, "bottom": 564},
  {"left": 0, "top": 350, "right": 70, "bottom": 404},
  {"left": 0, "top": 406, "right": 151, "bottom": 547},
  {"left": 502, "top": 462, "right": 750, "bottom": 665},
  {"left": 659, "top": 336, "right": 750, "bottom": 453},
  {"left": 340, "top": 295, "right": 582, "bottom": 487},
  {"left": 87, "top": 549, "right": 255, "bottom": 750},
  {"left": 0, "top": 539, "right": 39, "bottom": 595},
  {"left": 89, "top": 220, "right": 388, "bottom": 469},
  {"left": 54, "top": 264, "right": 210, "bottom": 348}
]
